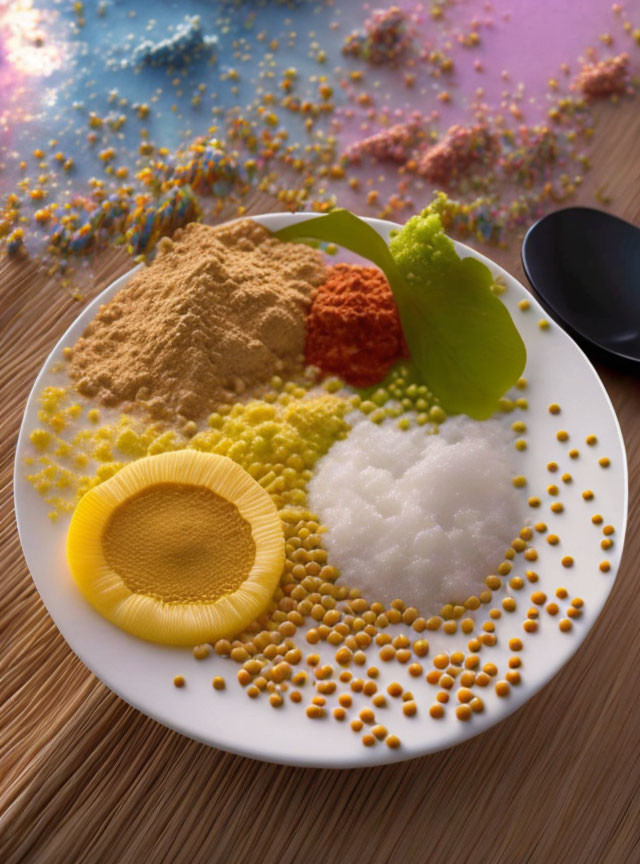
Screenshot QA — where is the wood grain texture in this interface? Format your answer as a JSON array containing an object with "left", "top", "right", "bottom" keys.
[{"left": 1, "top": 104, "right": 640, "bottom": 864}]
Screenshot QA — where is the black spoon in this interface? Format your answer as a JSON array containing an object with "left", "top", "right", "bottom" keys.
[{"left": 522, "top": 207, "right": 640, "bottom": 364}]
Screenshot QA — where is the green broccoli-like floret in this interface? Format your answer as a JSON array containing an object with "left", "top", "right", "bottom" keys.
[{"left": 389, "top": 211, "right": 459, "bottom": 284}]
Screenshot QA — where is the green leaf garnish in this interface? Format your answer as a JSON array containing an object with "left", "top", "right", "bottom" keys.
[
  {"left": 277, "top": 209, "right": 404, "bottom": 282},
  {"left": 276, "top": 209, "right": 526, "bottom": 420}
]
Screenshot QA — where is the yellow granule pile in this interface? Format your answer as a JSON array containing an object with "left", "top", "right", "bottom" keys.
[{"left": 27, "top": 382, "right": 350, "bottom": 520}]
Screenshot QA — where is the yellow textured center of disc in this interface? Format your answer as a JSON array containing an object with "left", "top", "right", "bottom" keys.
[{"left": 102, "top": 483, "right": 256, "bottom": 603}]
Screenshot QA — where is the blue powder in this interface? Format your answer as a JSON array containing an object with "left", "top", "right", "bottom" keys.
[{"left": 132, "top": 15, "right": 217, "bottom": 69}]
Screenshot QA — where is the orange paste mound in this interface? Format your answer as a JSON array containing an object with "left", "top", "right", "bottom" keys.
[{"left": 305, "top": 263, "right": 408, "bottom": 388}]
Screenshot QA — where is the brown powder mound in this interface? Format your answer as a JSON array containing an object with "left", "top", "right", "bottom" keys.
[{"left": 67, "top": 220, "right": 326, "bottom": 420}]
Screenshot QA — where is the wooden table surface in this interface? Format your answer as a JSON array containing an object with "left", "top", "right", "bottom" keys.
[{"left": 2, "top": 101, "right": 640, "bottom": 864}]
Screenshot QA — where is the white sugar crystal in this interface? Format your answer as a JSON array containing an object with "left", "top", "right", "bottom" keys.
[{"left": 309, "top": 415, "right": 524, "bottom": 612}]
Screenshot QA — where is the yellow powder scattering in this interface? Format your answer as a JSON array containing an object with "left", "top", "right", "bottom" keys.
[
  {"left": 93, "top": 441, "right": 113, "bottom": 462},
  {"left": 30, "top": 429, "right": 52, "bottom": 450},
  {"left": 40, "top": 386, "right": 67, "bottom": 415},
  {"left": 67, "top": 220, "right": 327, "bottom": 421},
  {"left": 96, "top": 463, "right": 125, "bottom": 483},
  {"left": 26, "top": 384, "right": 349, "bottom": 518},
  {"left": 115, "top": 428, "right": 148, "bottom": 458}
]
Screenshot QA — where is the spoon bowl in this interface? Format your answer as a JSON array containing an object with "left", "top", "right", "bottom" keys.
[{"left": 522, "top": 206, "right": 640, "bottom": 363}]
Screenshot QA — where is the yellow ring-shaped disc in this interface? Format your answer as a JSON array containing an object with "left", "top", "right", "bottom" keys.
[{"left": 66, "top": 450, "right": 285, "bottom": 646}]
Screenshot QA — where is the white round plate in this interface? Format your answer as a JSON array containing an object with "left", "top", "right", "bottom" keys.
[{"left": 14, "top": 213, "right": 628, "bottom": 767}]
